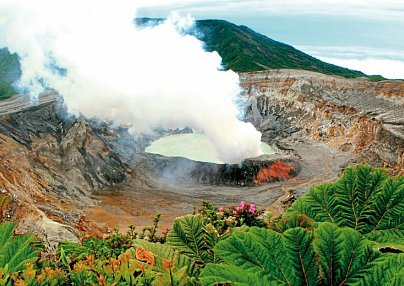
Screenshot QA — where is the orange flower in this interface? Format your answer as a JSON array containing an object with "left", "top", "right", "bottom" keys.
[
  {"left": 73, "top": 261, "right": 85, "bottom": 272},
  {"left": 110, "top": 258, "right": 120, "bottom": 270},
  {"left": 118, "top": 251, "right": 131, "bottom": 263},
  {"left": 36, "top": 274, "right": 44, "bottom": 283},
  {"left": 135, "top": 246, "right": 155, "bottom": 265},
  {"left": 14, "top": 279, "right": 25, "bottom": 286},
  {"left": 85, "top": 254, "right": 95, "bottom": 263},
  {"left": 162, "top": 258, "right": 175, "bottom": 271},
  {"left": 44, "top": 267, "right": 54, "bottom": 275},
  {"left": 97, "top": 275, "right": 106, "bottom": 286}
]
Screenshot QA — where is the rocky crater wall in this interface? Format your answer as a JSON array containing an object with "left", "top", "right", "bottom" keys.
[
  {"left": 241, "top": 70, "right": 404, "bottom": 173},
  {"left": 1, "top": 69, "right": 403, "bottom": 245},
  {"left": 0, "top": 94, "right": 136, "bottom": 244}
]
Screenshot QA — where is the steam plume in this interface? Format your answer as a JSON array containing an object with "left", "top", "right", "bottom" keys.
[{"left": 0, "top": 0, "right": 263, "bottom": 163}]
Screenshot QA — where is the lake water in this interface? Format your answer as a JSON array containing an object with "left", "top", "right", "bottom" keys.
[{"left": 145, "top": 133, "right": 274, "bottom": 164}]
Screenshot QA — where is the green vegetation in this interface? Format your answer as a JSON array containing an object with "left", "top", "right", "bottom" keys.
[
  {"left": 0, "top": 48, "right": 21, "bottom": 100},
  {"left": 0, "top": 165, "right": 402, "bottom": 285},
  {"left": 201, "top": 223, "right": 402, "bottom": 286},
  {"left": 0, "top": 222, "right": 43, "bottom": 273},
  {"left": 284, "top": 164, "right": 403, "bottom": 248},
  {"left": 0, "top": 19, "right": 387, "bottom": 101},
  {"left": 195, "top": 20, "right": 384, "bottom": 80}
]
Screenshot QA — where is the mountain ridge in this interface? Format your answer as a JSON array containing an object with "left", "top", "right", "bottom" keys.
[
  {"left": 195, "top": 19, "right": 381, "bottom": 78},
  {"left": 0, "top": 18, "right": 385, "bottom": 99}
]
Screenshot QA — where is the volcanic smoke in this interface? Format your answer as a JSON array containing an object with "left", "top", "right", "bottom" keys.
[{"left": 0, "top": 0, "right": 263, "bottom": 163}]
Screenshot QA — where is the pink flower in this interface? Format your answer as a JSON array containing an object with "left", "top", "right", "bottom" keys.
[
  {"left": 239, "top": 201, "right": 245, "bottom": 208},
  {"left": 218, "top": 207, "right": 224, "bottom": 212},
  {"left": 249, "top": 204, "right": 256, "bottom": 213}
]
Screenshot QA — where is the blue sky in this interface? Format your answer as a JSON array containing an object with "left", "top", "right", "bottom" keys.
[{"left": 138, "top": 0, "right": 404, "bottom": 79}]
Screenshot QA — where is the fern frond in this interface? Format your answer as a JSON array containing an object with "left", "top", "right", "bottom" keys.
[
  {"left": 285, "top": 165, "right": 403, "bottom": 246},
  {"left": 347, "top": 254, "right": 404, "bottom": 286},
  {"left": 313, "top": 222, "right": 380, "bottom": 285},
  {"left": 285, "top": 183, "right": 338, "bottom": 224},
  {"left": 200, "top": 223, "right": 395, "bottom": 286},
  {"left": 200, "top": 263, "right": 270, "bottom": 286},
  {"left": 200, "top": 226, "right": 317, "bottom": 285},
  {"left": 166, "top": 214, "right": 216, "bottom": 265}
]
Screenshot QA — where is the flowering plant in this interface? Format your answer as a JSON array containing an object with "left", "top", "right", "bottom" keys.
[{"left": 199, "top": 201, "right": 265, "bottom": 236}]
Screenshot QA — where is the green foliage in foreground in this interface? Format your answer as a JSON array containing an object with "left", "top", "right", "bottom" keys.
[
  {"left": 201, "top": 222, "right": 403, "bottom": 286},
  {"left": 0, "top": 222, "right": 42, "bottom": 273},
  {"left": 0, "top": 165, "right": 402, "bottom": 285},
  {"left": 284, "top": 165, "right": 404, "bottom": 249}
]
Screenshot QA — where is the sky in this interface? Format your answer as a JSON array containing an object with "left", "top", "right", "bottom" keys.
[
  {"left": 1, "top": 0, "right": 403, "bottom": 79},
  {"left": 138, "top": 0, "right": 404, "bottom": 79}
]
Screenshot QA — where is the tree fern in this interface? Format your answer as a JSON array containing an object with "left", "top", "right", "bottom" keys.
[
  {"left": 313, "top": 223, "right": 379, "bottom": 285},
  {"left": 269, "top": 214, "right": 315, "bottom": 233},
  {"left": 166, "top": 214, "right": 218, "bottom": 265},
  {"left": 348, "top": 254, "right": 404, "bottom": 286},
  {"left": 284, "top": 165, "right": 403, "bottom": 246},
  {"left": 200, "top": 226, "right": 318, "bottom": 286},
  {"left": 200, "top": 263, "right": 266, "bottom": 286},
  {"left": 0, "top": 222, "right": 42, "bottom": 273},
  {"left": 200, "top": 223, "right": 399, "bottom": 286}
]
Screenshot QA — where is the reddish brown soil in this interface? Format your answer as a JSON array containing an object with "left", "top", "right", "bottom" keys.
[{"left": 84, "top": 140, "right": 350, "bottom": 234}]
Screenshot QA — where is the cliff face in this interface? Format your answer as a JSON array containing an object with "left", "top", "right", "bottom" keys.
[
  {"left": 241, "top": 70, "right": 404, "bottom": 173},
  {"left": 0, "top": 93, "right": 136, "bottom": 247}
]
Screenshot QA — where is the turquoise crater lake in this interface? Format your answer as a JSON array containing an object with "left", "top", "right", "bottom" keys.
[{"left": 145, "top": 133, "right": 274, "bottom": 164}]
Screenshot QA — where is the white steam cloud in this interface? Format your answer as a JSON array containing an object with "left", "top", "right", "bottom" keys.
[{"left": 0, "top": 0, "right": 263, "bottom": 163}]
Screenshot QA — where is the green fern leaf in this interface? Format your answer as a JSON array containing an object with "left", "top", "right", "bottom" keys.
[
  {"left": 269, "top": 214, "right": 315, "bottom": 233},
  {"left": 200, "top": 222, "right": 397, "bottom": 286},
  {"left": 166, "top": 214, "right": 217, "bottom": 265},
  {"left": 347, "top": 254, "right": 404, "bottom": 286},
  {"left": 0, "top": 222, "right": 42, "bottom": 273},
  {"left": 283, "top": 227, "right": 318, "bottom": 285},
  {"left": 200, "top": 226, "right": 317, "bottom": 286},
  {"left": 286, "top": 183, "right": 339, "bottom": 224},
  {"left": 313, "top": 222, "right": 382, "bottom": 285},
  {"left": 201, "top": 263, "right": 270, "bottom": 286},
  {"left": 285, "top": 165, "right": 403, "bottom": 246}
]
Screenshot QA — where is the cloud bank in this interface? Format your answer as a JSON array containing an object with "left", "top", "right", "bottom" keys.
[
  {"left": 0, "top": 0, "right": 263, "bottom": 163},
  {"left": 297, "top": 45, "right": 404, "bottom": 79},
  {"left": 319, "top": 57, "right": 404, "bottom": 80},
  {"left": 138, "top": 0, "right": 404, "bottom": 21}
]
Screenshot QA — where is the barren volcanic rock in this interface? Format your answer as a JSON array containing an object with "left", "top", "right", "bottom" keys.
[
  {"left": 0, "top": 69, "right": 403, "bottom": 244},
  {"left": 145, "top": 153, "right": 299, "bottom": 186},
  {"left": 241, "top": 69, "right": 404, "bottom": 174},
  {"left": 0, "top": 93, "right": 136, "bottom": 242}
]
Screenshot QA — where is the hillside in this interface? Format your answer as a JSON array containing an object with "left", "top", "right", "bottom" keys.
[
  {"left": 0, "top": 48, "right": 21, "bottom": 99},
  {"left": 0, "top": 19, "right": 384, "bottom": 100},
  {"left": 196, "top": 20, "right": 370, "bottom": 77}
]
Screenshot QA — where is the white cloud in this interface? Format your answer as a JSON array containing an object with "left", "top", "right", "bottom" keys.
[
  {"left": 138, "top": 0, "right": 404, "bottom": 20},
  {"left": 295, "top": 45, "right": 404, "bottom": 79},
  {"left": 319, "top": 57, "right": 404, "bottom": 79},
  {"left": 297, "top": 46, "right": 404, "bottom": 62},
  {"left": 0, "top": 0, "right": 263, "bottom": 163}
]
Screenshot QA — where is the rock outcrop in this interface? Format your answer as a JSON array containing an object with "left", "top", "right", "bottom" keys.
[
  {"left": 241, "top": 69, "right": 404, "bottom": 174},
  {"left": 0, "top": 93, "right": 136, "bottom": 242}
]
